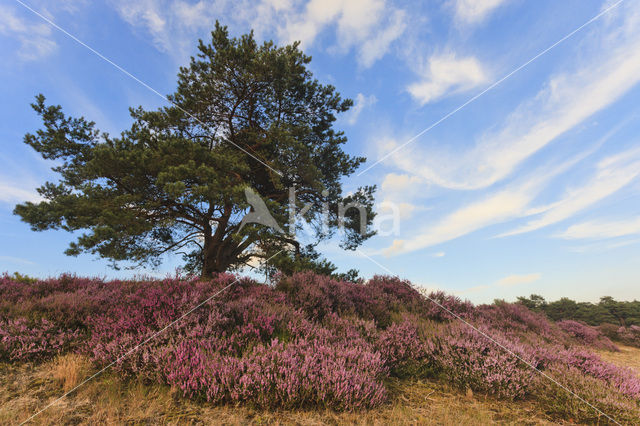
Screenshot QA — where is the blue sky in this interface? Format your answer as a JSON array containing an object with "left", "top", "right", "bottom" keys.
[{"left": 1, "top": 0, "right": 640, "bottom": 303}]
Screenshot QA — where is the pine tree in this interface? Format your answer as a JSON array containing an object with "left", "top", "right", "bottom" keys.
[{"left": 14, "top": 23, "right": 375, "bottom": 276}]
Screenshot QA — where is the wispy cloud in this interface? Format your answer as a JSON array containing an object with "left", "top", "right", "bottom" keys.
[
  {"left": 384, "top": 4, "right": 640, "bottom": 190},
  {"left": 0, "top": 5, "right": 57, "bottom": 60},
  {"left": 384, "top": 186, "right": 531, "bottom": 256},
  {"left": 277, "top": 0, "right": 406, "bottom": 67},
  {"left": 0, "top": 255, "right": 35, "bottom": 265},
  {"left": 451, "top": 0, "right": 510, "bottom": 24},
  {"left": 496, "top": 273, "right": 541, "bottom": 287},
  {"left": 558, "top": 217, "right": 640, "bottom": 240},
  {"left": 356, "top": 8, "right": 406, "bottom": 67},
  {"left": 0, "top": 180, "right": 42, "bottom": 205},
  {"left": 381, "top": 153, "right": 586, "bottom": 256},
  {"left": 502, "top": 147, "right": 640, "bottom": 237},
  {"left": 454, "top": 272, "right": 540, "bottom": 296},
  {"left": 110, "top": 0, "right": 406, "bottom": 67},
  {"left": 380, "top": 173, "right": 423, "bottom": 194},
  {"left": 376, "top": 172, "right": 426, "bottom": 222},
  {"left": 347, "top": 93, "right": 377, "bottom": 125},
  {"left": 407, "top": 53, "right": 487, "bottom": 105},
  {"left": 377, "top": 131, "right": 636, "bottom": 256},
  {"left": 110, "top": 0, "right": 193, "bottom": 58},
  {"left": 567, "top": 238, "right": 640, "bottom": 253}
]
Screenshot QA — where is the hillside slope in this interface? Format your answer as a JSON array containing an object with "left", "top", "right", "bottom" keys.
[{"left": 1, "top": 272, "right": 639, "bottom": 424}]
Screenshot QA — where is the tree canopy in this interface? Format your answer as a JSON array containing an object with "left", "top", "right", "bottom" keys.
[
  {"left": 517, "top": 294, "right": 640, "bottom": 326},
  {"left": 14, "top": 23, "right": 375, "bottom": 277}
]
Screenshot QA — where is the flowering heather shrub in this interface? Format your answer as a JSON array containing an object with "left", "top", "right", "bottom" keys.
[
  {"left": 0, "top": 274, "right": 103, "bottom": 305},
  {"left": 475, "top": 302, "right": 561, "bottom": 343},
  {"left": 554, "top": 349, "right": 640, "bottom": 399},
  {"left": 275, "top": 272, "right": 337, "bottom": 320},
  {"left": 419, "top": 290, "right": 474, "bottom": 322},
  {"left": 625, "top": 325, "right": 640, "bottom": 347},
  {"left": 558, "top": 320, "right": 619, "bottom": 351},
  {"left": 79, "top": 274, "right": 391, "bottom": 409},
  {"left": 608, "top": 325, "right": 640, "bottom": 348},
  {"left": 0, "top": 317, "right": 80, "bottom": 361},
  {"left": 366, "top": 275, "right": 426, "bottom": 315},
  {"left": 85, "top": 275, "right": 262, "bottom": 378},
  {"left": 275, "top": 272, "right": 426, "bottom": 327},
  {"left": 164, "top": 336, "right": 387, "bottom": 410},
  {"left": 429, "top": 323, "right": 535, "bottom": 399},
  {"left": 2, "top": 271, "right": 640, "bottom": 417},
  {"left": 378, "top": 320, "right": 426, "bottom": 365},
  {"left": 597, "top": 323, "right": 640, "bottom": 348},
  {"left": 377, "top": 318, "right": 433, "bottom": 377}
]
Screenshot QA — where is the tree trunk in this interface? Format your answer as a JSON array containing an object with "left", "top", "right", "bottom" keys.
[{"left": 201, "top": 234, "right": 233, "bottom": 277}]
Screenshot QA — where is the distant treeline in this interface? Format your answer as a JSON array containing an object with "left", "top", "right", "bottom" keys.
[{"left": 517, "top": 295, "right": 640, "bottom": 327}]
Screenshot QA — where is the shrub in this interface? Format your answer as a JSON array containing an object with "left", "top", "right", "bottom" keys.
[
  {"left": 0, "top": 317, "right": 80, "bottom": 361},
  {"left": 475, "top": 301, "right": 560, "bottom": 342},
  {"left": 429, "top": 323, "right": 535, "bottom": 399},
  {"left": 558, "top": 349, "right": 640, "bottom": 399},
  {"left": 558, "top": 320, "right": 618, "bottom": 351},
  {"left": 378, "top": 319, "right": 433, "bottom": 377},
  {"left": 418, "top": 290, "right": 474, "bottom": 322},
  {"left": 164, "top": 336, "right": 387, "bottom": 410},
  {"left": 616, "top": 325, "right": 640, "bottom": 348},
  {"left": 2, "top": 271, "right": 640, "bottom": 418}
]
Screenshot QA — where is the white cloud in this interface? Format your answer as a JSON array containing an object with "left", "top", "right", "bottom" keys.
[
  {"left": 383, "top": 185, "right": 533, "bottom": 256},
  {"left": 381, "top": 155, "right": 582, "bottom": 256},
  {"left": 0, "top": 180, "right": 42, "bottom": 204},
  {"left": 558, "top": 217, "right": 640, "bottom": 240},
  {"left": 357, "top": 9, "right": 407, "bottom": 67},
  {"left": 110, "top": 0, "right": 189, "bottom": 55},
  {"left": 0, "top": 5, "right": 57, "bottom": 60},
  {"left": 347, "top": 93, "right": 377, "bottom": 125},
  {"left": 567, "top": 238, "right": 640, "bottom": 253},
  {"left": 377, "top": 172, "right": 426, "bottom": 221},
  {"left": 432, "top": 251, "right": 446, "bottom": 257},
  {"left": 377, "top": 200, "right": 416, "bottom": 221},
  {"left": 111, "top": 0, "right": 406, "bottom": 67},
  {"left": 278, "top": 0, "right": 406, "bottom": 67},
  {"left": 385, "top": 5, "right": 640, "bottom": 190},
  {"left": 407, "top": 53, "right": 487, "bottom": 104},
  {"left": 496, "top": 273, "right": 541, "bottom": 287},
  {"left": 380, "top": 173, "right": 422, "bottom": 194},
  {"left": 502, "top": 147, "right": 640, "bottom": 236},
  {"left": 378, "top": 138, "right": 640, "bottom": 256},
  {"left": 452, "top": 0, "right": 510, "bottom": 24}
]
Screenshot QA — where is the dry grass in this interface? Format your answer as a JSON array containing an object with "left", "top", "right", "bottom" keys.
[
  {"left": 0, "top": 355, "right": 563, "bottom": 425},
  {"left": 597, "top": 345, "right": 640, "bottom": 375},
  {"left": 51, "top": 353, "right": 90, "bottom": 393}
]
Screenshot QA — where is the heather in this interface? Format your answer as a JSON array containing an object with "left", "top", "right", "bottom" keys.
[
  {"left": 558, "top": 319, "right": 619, "bottom": 351},
  {"left": 1, "top": 272, "right": 639, "bottom": 421},
  {"left": 599, "top": 323, "right": 640, "bottom": 348}
]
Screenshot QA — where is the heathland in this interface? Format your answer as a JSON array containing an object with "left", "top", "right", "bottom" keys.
[{"left": 1, "top": 272, "right": 639, "bottom": 424}]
